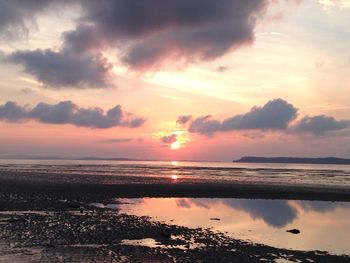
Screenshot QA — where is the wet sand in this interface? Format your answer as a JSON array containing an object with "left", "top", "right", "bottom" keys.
[
  {"left": 0, "top": 169, "right": 349, "bottom": 201},
  {"left": 0, "top": 173, "right": 350, "bottom": 262}
]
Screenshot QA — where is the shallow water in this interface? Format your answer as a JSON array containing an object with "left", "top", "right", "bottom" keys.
[
  {"left": 111, "top": 198, "right": 350, "bottom": 255},
  {"left": 1, "top": 159, "right": 350, "bottom": 188}
]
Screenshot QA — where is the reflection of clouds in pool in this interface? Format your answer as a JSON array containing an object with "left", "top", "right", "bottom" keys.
[
  {"left": 182, "top": 199, "right": 211, "bottom": 209},
  {"left": 297, "top": 201, "right": 350, "bottom": 213},
  {"left": 223, "top": 199, "right": 297, "bottom": 228},
  {"left": 114, "top": 197, "right": 350, "bottom": 255},
  {"left": 175, "top": 199, "right": 191, "bottom": 208},
  {"left": 120, "top": 198, "right": 350, "bottom": 232},
  {"left": 176, "top": 198, "right": 297, "bottom": 228},
  {"left": 176, "top": 199, "right": 350, "bottom": 229}
]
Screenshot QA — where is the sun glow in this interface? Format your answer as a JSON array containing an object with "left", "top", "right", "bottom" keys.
[
  {"left": 171, "top": 175, "right": 178, "bottom": 180},
  {"left": 171, "top": 141, "right": 181, "bottom": 150}
]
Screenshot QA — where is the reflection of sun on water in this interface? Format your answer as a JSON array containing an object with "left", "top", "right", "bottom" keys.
[
  {"left": 171, "top": 141, "right": 180, "bottom": 150},
  {"left": 171, "top": 175, "right": 178, "bottom": 180},
  {"left": 171, "top": 162, "right": 179, "bottom": 180}
]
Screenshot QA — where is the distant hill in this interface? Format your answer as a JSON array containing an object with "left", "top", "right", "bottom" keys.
[{"left": 234, "top": 156, "right": 350, "bottom": 165}]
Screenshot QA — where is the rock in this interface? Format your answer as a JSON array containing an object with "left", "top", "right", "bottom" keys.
[
  {"left": 210, "top": 218, "right": 220, "bottom": 221},
  {"left": 6, "top": 217, "right": 22, "bottom": 223},
  {"left": 160, "top": 232, "right": 171, "bottom": 239},
  {"left": 286, "top": 229, "right": 300, "bottom": 234},
  {"left": 68, "top": 203, "right": 80, "bottom": 209}
]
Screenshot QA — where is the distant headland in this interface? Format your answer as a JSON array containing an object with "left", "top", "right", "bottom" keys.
[{"left": 234, "top": 156, "right": 350, "bottom": 165}]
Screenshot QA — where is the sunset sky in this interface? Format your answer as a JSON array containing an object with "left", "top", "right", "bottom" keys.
[{"left": 0, "top": 0, "right": 350, "bottom": 161}]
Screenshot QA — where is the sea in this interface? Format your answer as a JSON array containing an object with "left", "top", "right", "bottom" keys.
[{"left": 0, "top": 159, "right": 350, "bottom": 188}]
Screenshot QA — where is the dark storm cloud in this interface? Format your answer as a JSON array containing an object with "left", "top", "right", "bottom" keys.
[
  {"left": 6, "top": 49, "right": 112, "bottom": 89},
  {"left": 0, "top": 101, "right": 145, "bottom": 129},
  {"left": 292, "top": 115, "right": 350, "bottom": 135},
  {"left": 176, "top": 115, "right": 192, "bottom": 125},
  {"left": 188, "top": 99, "right": 298, "bottom": 135},
  {"left": 161, "top": 133, "right": 177, "bottom": 144}
]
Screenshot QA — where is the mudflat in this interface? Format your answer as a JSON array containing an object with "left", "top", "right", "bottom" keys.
[
  {"left": 1, "top": 169, "right": 350, "bottom": 201},
  {"left": 0, "top": 173, "right": 350, "bottom": 262}
]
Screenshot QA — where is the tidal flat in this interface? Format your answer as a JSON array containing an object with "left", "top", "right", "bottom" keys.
[{"left": 0, "top": 177, "right": 349, "bottom": 262}]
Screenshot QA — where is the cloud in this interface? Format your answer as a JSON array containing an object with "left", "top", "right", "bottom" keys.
[
  {"left": 0, "top": 0, "right": 48, "bottom": 38},
  {"left": 318, "top": 0, "right": 350, "bottom": 10},
  {"left": 1, "top": 1, "right": 112, "bottom": 90},
  {"left": 292, "top": 115, "right": 350, "bottom": 135},
  {"left": 6, "top": 49, "right": 112, "bottom": 89},
  {"left": 216, "top": 66, "right": 230, "bottom": 73},
  {"left": 182, "top": 99, "right": 350, "bottom": 137},
  {"left": 101, "top": 138, "right": 133, "bottom": 143},
  {"left": 176, "top": 114, "right": 192, "bottom": 125},
  {"left": 2, "top": 0, "right": 289, "bottom": 85},
  {"left": 0, "top": 101, "right": 145, "bottom": 129},
  {"left": 20, "top": 87, "right": 34, "bottom": 94},
  {"left": 0, "top": 101, "right": 28, "bottom": 122},
  {"left": 161, "top": 133, "right": 177, "bottom": 144},
  {"left": 0, "top": 0, "right": 78, "bottom": 39},
  {"left": 62, "top": 0, "right": 273, "bottom": 69},
  {"left": 188, "top": 99, "right": 298, "bottom": 135}
]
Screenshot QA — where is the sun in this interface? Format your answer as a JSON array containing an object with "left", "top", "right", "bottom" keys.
[
  {"left": 170, "top": 141, "right": 180, "bottom": 150},
  {"left": 171, "top": 175, "right": 178, "bottom": 180}
]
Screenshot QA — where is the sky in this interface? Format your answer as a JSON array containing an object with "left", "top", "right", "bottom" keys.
[{"left": 0, "top": 0, "right": 350, "bottom": 161}]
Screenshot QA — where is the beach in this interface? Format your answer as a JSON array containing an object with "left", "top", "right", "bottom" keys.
[
  {"left": 0, "top": 161, "right": 350, "bottom": 262},
  {"left": 2, "top": 0, "right": 350, "bottom": 261}
]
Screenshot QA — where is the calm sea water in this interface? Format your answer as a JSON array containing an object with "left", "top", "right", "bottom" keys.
[{"left": 0, "top": 159, "right": 350, "bottom": 188}]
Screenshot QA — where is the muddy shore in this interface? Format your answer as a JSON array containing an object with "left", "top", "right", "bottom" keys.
[
  {"left": 1, "top": 170, "right": 350, "bottom": 201},
  {"left": 1, "top": 174, "right": 350, "bottom": 262}
]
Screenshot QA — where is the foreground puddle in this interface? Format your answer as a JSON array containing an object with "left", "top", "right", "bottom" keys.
[
  {"left": 101, "top": 198, "right": 350, "bottom": 255},
  {"left": 121, "top": 238, "right": 161, "bottom": 248},
  {"left": 274, "top": 259, "right": 300, "bottom": 263},
  {"left": 120, "top": 237, "right": 205, "bottom": 250}
]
